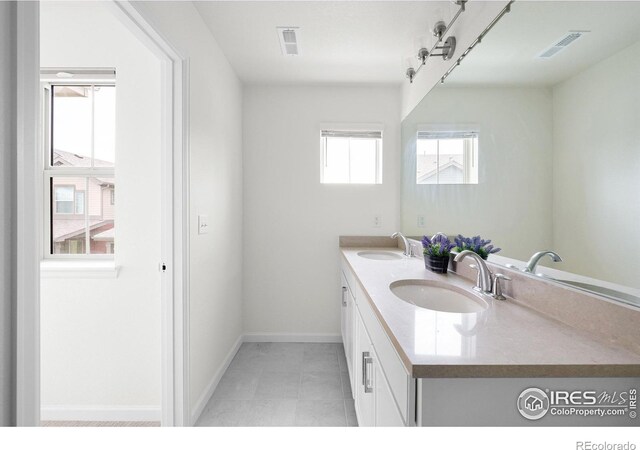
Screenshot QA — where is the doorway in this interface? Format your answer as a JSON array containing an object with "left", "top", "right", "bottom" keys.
[
  {"left": 16, "top": 0, "right": 189, "bottom": 426},
  {"left": 39, "top": 1, "right": 162, "bottom": 426}
]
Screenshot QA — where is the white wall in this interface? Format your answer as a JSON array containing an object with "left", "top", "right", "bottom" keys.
[
  {"left": 40, "top": 2, "right": 162, "bottom": 417},
  {"left": 133, "top": 1, "right": 244, "bottom": 420},
  {"left": 552, "top": 40, "right": 640, "bottom": 288},
  {"left": 400, "top": 1, "right": 509, "bottom": 120},
  {"left": 243, "top": 86, "right": 400, "bottom": 336},
  {"left": 0, "top": 1, "right": 16, "bottom": 427},
  {"left": 401, "top": 87, "right": 554, "bottom": 261}
]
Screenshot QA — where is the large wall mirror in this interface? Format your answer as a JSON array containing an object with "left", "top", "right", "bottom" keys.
[{"left": 401, "top": 1, "right": 640, "bottom": 306}]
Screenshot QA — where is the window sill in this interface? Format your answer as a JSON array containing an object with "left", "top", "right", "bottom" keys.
[{"left": 40, "top": 260, "right": 120, "bottom": 279}]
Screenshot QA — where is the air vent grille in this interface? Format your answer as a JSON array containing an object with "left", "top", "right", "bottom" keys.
[
  {"left": 538, "top": 31, "right": 588, "bottom": 58},
  {"left": 277, "top": 27, "right": 300, "bottom": 56}
]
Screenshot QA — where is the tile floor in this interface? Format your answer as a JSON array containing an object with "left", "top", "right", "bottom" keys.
[{"left": 196, "top": 342, "right": 358, "bottom": 427}]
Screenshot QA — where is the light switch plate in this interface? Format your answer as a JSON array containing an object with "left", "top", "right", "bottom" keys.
[
  {"left": 198, "top": 215, "right": 209, "bottom": 234},
  {"left": 373, "top": 215, "right": 382, "bottom": 228},
  {"left": 417, "top": 215, "right": 425, "bottom": 228}
]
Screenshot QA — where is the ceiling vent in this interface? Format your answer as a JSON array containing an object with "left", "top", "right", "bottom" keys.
[
  {"left": 277, "top": 27, "right": 299, "bottom": 56},
  {"left": 538, "top": 31, "right": 589, "bottom": 58}
]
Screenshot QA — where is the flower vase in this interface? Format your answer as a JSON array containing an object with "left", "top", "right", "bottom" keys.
[{"left": 424, "top": 255, "right": 449, "bottom": 274}]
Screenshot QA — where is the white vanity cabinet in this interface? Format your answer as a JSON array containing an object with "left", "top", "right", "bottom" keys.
[
  {"left": 374, "top": 353, "right": 406, "bottom": 427},
  {"left": 340, "top": 269, "right": 355, "bottom": 392},
  {"left": 354, "top": 310, "right": 376, "bottom": 426},
  {"left": 354, "top": 308, "right": 406, "bottom": 427},
  {"left": 342, "top": 257, "right": 414, "bottom": 427}
]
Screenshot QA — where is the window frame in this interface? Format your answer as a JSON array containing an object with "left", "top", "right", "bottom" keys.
[
  {"left": 319, "top": 127, "right": 383, "bottom": 184},
  {"left": 416, "top": 125, "right": 479, "bottom": 185},
  {"left": 41, "top": 70, "right": 116, "bottom": 260}
]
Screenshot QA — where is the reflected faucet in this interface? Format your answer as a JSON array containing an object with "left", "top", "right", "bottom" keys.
[
  {"left": 454, "top": 250, "right": 492, "bottom": 294},
  {"left": 523, "top": 251, "right": 563, "bottom": 273},
  {"left": 431, "top": 232, "right": 449, "bottom": 241},
  {"left": 391, "top": 232, "right": 412, "bottom": 257}
]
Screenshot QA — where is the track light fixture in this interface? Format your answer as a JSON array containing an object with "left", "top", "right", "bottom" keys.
[
  {"left": 438, "top": 1, "right": 514, "bottom": 85},
  {"left": 405, "top": 0, "right": 466, "bottom": 84}
]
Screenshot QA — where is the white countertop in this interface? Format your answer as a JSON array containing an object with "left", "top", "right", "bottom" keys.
[{"left": 341, "top": 247, "right": 640, "bottom": 378}]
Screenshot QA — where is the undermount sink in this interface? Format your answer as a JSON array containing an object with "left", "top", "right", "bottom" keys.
[
  {"left": 389, "top": 279, "right": 489, "bottom": 314},
  {"left": 357, "top": 251, "right": 403, "bottom": 261}
]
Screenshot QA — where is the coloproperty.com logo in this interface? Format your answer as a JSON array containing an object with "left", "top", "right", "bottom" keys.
[{"left": 517, "top": 387, "right": 637, "bottom": 420}]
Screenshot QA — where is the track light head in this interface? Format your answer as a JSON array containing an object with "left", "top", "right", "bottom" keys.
[
  {"left": 406, "top": 67, "right": 416, "bottom": 83},
  {"left": 417, "top": 48, "right": 429, "bottom": 64},
  {"left": 433, "top": 21, "right": 447, "bottom": 40}
]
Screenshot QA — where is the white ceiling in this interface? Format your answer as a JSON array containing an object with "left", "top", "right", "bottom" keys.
[
  {"left": 195, "top": 1, "right": 640, "bottom": 87},
  {"left": 194, "top": 1, "right": 463, "bottom": 85},
  {"left": 444, "top": 1, "right": 640, "bottom": 86}
]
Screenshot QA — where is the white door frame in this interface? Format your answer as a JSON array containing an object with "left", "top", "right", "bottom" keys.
[{"left": 16, "top": 1, "right": 190, "bottom": 426}]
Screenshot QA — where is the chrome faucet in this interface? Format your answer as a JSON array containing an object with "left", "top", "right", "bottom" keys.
[
  {"left": 391, "top": 232, "right": 412, "bottom": 257},
  {"left": 523, "top": 251, "right": 563, "bottom": 273},
  {"left": 454, "top": 250, "right": 492, "bottom": 294}
]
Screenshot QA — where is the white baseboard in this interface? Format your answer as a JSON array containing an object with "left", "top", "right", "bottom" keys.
[
  {"left": 189, "top": 334, "right": 243, "bottom": 426},
  {"left": 40, "top": 405, "right": 161, "bottom": 422},
  {"left": 243, "top": 333, "right": 343, "bottom": 343}
]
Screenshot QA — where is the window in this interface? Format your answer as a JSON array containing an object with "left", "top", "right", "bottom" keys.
[
  {"left": 416, "top": 131, "right": 478, "bottom": 185},
  {"left": 53, "top": 185, "right": 86, "bottom": 215},
  {"left": 320, "top": 130, "right": 382, "bottom": 184},
  {"left": 42, "top": 70, "right": 116, "bottom": 256},
  {"left": 75, "top": 191, "right": 85, "bottom": 214},
  {"left": 54, "top": 186, "right": 75, "bottom": 214}
]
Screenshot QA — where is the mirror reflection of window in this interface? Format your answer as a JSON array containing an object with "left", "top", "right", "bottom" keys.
[{"left": 416, "top": 131, "right": 478, "bottom": 185}]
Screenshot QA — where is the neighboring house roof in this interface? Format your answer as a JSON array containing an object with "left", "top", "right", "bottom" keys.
[
  {"left": 417, "top": 160, "right": 463, "bottom": 184},
  {"left": 53, "top": 220, "right": 114, "bottom": 242},
  {"left": 52, "top": 149, "right": 113, "bottom": 168},
  {"left": 416, "top": 153, "right": 463, "bottom": 176},
  {"left": 92, "top": 228, "right": 115, "bottom": 241},
  {"left": 95, "top": 178, "right": 115, "bottom": 187}
]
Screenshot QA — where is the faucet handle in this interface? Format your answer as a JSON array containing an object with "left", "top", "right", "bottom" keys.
[{"left": 492, "top": 273, "right": 511, "bottom": 300}]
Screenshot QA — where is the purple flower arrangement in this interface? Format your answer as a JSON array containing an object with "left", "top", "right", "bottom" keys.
[
  {"left": 453, "top": 234, "right": 501, "bottom": 260},
  {"left": 421, "top": 233, "right": 455, "bottom": 258},
  {"left": 422, "top": 233, "right": 455, "bottom": 273}
]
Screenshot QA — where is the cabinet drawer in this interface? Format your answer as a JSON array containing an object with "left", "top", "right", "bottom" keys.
[{"left": 354, "top": 281, "right": 411, "bottom": 423}]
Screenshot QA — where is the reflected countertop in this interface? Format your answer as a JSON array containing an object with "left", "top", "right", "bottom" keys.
[{"left": 341, "top": 247, "right": 640, "bottom": 378}]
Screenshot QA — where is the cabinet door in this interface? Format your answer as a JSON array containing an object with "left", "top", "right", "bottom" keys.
[
  {"left": 345, "top": 290, "right": 355, "bottom": 395},
  {"left": 374, "top": 360, "right": 405, "bottom": 427},
  {"left": 341, "top": 270, "right": 356, "bottom": 394},
  {"left": 354, "top": 309, "right": 375, "bottom": 427},
  {"left": 340, "top": 273, "right": 348, "bottom": 348}
]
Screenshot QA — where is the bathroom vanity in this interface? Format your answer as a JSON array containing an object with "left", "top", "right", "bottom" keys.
[
  {"left": 349, "top": 0, "right": 640, "bottom": 426},
  {"left": 339, "top": 240, "right": 640, "bottom": 426}
]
